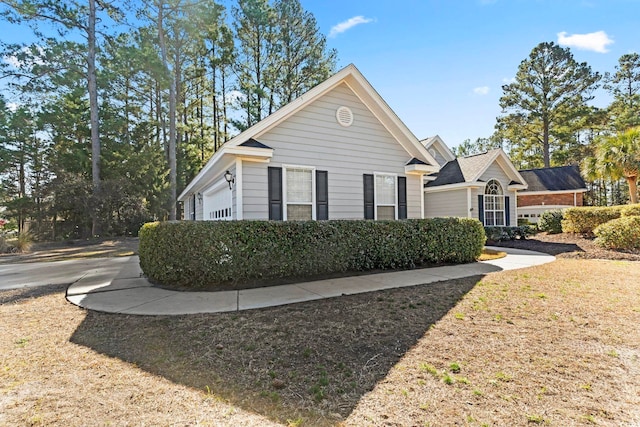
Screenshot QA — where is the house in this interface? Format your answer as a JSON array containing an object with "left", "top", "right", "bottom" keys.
[
  {"left": 516, "top": 165, "right": 587, "bottom": 223},
  {"left": 421, "top": 137, "right": 528, "bottom": 227},
  {"left": 178, "top": 64, "right": 440, "bottom": 222}
]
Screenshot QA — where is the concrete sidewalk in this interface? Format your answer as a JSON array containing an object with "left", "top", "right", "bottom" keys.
[{"left": 65, "top": 246, "right": 555, "bottom": 316}]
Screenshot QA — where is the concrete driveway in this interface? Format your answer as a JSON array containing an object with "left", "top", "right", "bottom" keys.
[{"left": 0, "top": 257, "right": 135, "bottom": 291}]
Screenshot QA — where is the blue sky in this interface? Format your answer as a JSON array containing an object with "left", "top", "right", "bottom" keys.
[
  {"left": 2, "top": 0, "right": 638, "bottom": 150},
  {"left": 302, "top": 0, "right": 640, "bottom": 148}
]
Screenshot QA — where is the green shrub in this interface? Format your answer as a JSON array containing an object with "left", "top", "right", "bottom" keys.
[
  {"left": 484, "top": 226, "right": 535, "bottom": 242},
  {"left": 561, "top": 206, "right": 624, "bottom": 235},
  {"left": 621, "top": 203, "right": 640, "bottom": 217},
  {"left": 594, "top": 216, "right": 640, "bottom": 251},
  {"left": 139, "top": 218, "right": 486, "bottom": 289},
  {"left": 538, "top": 209, "right": 564, "bottom": 234}
]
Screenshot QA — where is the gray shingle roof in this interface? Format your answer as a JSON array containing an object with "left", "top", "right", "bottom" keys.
[
  {"left": 425, "top": 149, "right": 499, "bottom": 187},
  {"left": 519, "top": 165, "right": 586, "bottom": 192},
  {"left": 240, "top": 138, "right": 272, "bottom": 149}
]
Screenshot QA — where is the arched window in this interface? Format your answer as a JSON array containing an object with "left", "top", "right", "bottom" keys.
[{"left": 484, "top": 179, "right": 505, "bottom": 226}]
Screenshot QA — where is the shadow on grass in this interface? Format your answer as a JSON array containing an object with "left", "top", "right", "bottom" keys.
[
  {"left": 69, "top": 275, "right": 483, "bottom": 425},
  {"left": 0, "top": 283, "right": 70, "bottom": 305},
  {"left": 495, "top": 238, "right": 584, "bottom": 256}
]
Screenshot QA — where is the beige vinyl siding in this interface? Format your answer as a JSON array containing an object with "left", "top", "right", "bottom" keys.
[
  {"left": 242, "top": 83, "right": 420, "bottom": 220},
  {"left": 242, "top": 162, "right": 269, "bottom": 220},
  {"left": 430, "top": 148, "right": 448, "bottom": 166},
  {"left": 478, "top": 163, "right": 517, "bottom": 226},
  {"left": 424, "top": 189, "right": 468, "bottom": 218}
]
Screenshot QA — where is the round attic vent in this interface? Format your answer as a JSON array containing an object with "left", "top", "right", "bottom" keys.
[{"left": 336, "top": 106, "right": 354, "bottom": 127}]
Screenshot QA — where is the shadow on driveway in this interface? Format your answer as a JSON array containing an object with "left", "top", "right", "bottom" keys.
[{"left": 69, "top": 274, "right": 484, "bottom": 425}]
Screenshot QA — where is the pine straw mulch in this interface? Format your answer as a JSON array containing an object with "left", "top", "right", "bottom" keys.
[{"left": 1, "top": 236, "right": 639, "bottom": 426}]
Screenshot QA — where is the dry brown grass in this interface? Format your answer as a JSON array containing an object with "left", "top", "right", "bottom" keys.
[
  {"left": 0, "top": 238, "right": 138, "bottom": 264},
  {"left": 1, "top": 258, "right": 639, "bottom": 426}
]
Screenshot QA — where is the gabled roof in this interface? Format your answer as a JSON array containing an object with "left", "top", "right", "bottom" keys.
[
  {"left": 519, "top": 165, "right": 587, "bottom": 193},
  {"left": 426, "top": 148, "right": 527, "bottom": 190},
  {"left": 421, "top": 135, "right": 456, "bottom": 164},
  {"left": 179, "top": 64, "right": 439, "bottom": 201}
]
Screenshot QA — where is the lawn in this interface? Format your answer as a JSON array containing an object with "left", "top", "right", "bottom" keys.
[{"left": 1, "top": 253, "right": 639, "bottom": 425}]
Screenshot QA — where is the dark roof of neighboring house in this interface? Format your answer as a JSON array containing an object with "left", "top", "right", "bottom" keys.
[
  {"left": 240, "top": 138, "right": 272, "bottom": 149},
  {"left": 518, "top": 165, "right": 586, "bottom": 193},
  {"left": 425, "top": 149, "right": 499, "bottom": 187}
]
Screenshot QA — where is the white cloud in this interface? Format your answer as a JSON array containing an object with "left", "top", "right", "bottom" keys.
[
  {"left": 225, "top": 90, "right": 246, "bottom": 104},
  {"left": 3, "top": 46, "right": 45, "bottom": 68},
  {"left": 502, "top": 77, "right": 516, "bottom": 84},
  {"left": 329, "top": 16, "right": 375, "bottom": 38},
  {"left": 6, "top": 102, "right": 19, "bottom": 112},
  {"left": 473, "top": 86, "right": 490, "bottom": 95},
  {"left": 557, "top": 31, "right": 613, "bottom": 53}
]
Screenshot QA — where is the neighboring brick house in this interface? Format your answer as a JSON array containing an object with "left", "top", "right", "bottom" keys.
[{"left": 517, "top": 165, "right": 587, "bottom": 224}]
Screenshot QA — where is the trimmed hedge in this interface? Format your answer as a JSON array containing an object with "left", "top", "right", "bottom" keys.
[
  {"left": 561, "top": 206, "right": 624, "bottom": 235},
  {"left": 538, "top": 209, "right": 564, "bottom": 234},
  {"left": 484, "top": 225, "right": 535, "bottom": 242},
  {"left": 594, "top": 216, "right": 640, "bottom": 251},
  {"left": 139, "top": 218, "right": 486, "bottom": 289},
  {"left": 621, "top": 203, "right": 640, "bottom": 217}
]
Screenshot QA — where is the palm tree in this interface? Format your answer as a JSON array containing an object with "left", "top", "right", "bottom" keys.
[{"left": 584, "top": 127, "right": 640, "bottom": 204}]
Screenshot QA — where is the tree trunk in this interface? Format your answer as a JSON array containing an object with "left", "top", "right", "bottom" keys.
[
  {"left": 88, "top": 0, "right": 101, "bottom": 235},
  {"left": 543, "top": 116, "right": 550, "bottom": 168},
  {"left": 627, "top": 175, "right": 638, "bottom": 204},
  {"left": 157, "top": 3, "right": 177, "bottom": 220}
]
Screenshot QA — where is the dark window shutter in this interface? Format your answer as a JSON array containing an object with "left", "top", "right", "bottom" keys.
[
  {"left": 505, "top": 196, "right": 510, "bottom": 226},
  {"left": 316, "top": 170, "right": 329, "bottom": 220},
  {"left": 363, "top": 174, "right": 374, "bottom": 219},
  {"left": 478, "top": 194, "right": 484, "bottom": 225},
  {"left": 398, "top": 176, "right": 407, "bottom": 219},
  {"left": 268, "top": 167, "right": 283, "bottom": 220},
  {"left": 191, "top": 194, "right": 196, "bottom": 220}
]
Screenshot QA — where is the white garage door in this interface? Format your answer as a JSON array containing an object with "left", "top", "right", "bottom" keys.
[{"left": 203, "top": 185, "right": 232, "bottom": 221}]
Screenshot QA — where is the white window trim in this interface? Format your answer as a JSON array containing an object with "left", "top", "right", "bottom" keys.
[
  {"left": 373, "top": 172, "right": 398, "bottom": 220},
  {"left": 484, "top": 179, "right": 505, "bottom": 226},
  {"left": 282, "top": 164, "right": 316, "bottom": 221}
]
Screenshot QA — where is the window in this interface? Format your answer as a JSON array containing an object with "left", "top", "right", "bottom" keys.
[
  {"left": 375, "top": 173, "right": 397, "bottom": 220},
  {"left": 484, "top": 179, "right": 505, "bottom": 226},
  {"left": 284, "top": 166, "right": 314, "bottom": 220}
]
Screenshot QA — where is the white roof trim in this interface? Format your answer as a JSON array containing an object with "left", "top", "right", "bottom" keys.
[
  {"left": 180, "top": 64, "right": 440, "bottom": 201},
  {"left": 405, "top": 163, "right": 439, "bottom": 175},
  {"left": 424, "top": 181, "right": 486, "bottom": 193},
  {"left": 468, "top": 148, "right": 528, "bottom": 189},
  {"left": 519, "top": 189, "right": 587, "bottom": 196},
  {"left": 422, "top": 135, "right": 456, "bottom": 162}
]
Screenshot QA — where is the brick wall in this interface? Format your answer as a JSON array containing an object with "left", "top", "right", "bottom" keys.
[{"left": 518, "top": 192, "right": 583, "bottom": 207}]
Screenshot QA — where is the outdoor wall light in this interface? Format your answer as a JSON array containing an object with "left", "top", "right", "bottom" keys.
[
  {"left": 197, "top": 192, "right": 203, "bottom": 203},
  {"left": 224, "top": 170, "right": 235, "bottom": 190}
]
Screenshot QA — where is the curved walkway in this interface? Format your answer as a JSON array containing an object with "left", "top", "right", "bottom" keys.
[{"left": 66, "top": 246, "right": 555, "bottom": 316}]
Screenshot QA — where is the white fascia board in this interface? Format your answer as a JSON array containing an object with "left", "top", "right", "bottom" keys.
[
  {"left": 422, "top": 135, "right": 456, "bottom": 162},
  {"left": 225, "top": 146, "right": 273, "bottom": 159},
  {"left": 424, "top": 181, "right": 485, "bottom": 193},
  {"left": 518, "top": 205, "right": 575, "bottom": 211},
  {"left": 341, "top": 71, "right": 440, "bottom": 169},
  {"left": 519, "top": 189, "right": 587, "bottom": 196},
  {"left": 469, "top": 149, "right": 527, "bottom": 186},
  {"left": 405, "top": 164, "right": 439, "bottom": 175},
  {"left": 508, "top": 184, "right": 528, "bottom": 191}
]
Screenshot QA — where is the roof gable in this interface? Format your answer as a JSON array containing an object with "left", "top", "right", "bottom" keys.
[
  {"left": 426, "top": 148, "right": 527, "bottom": 189},
  {"left": 179, "top": 64, "right": 439, "bottom": 200},
  {"left": 422, "top": 135, "right": 456, "bottom": 165},
  {"left": 519, "top": 165, "right": 587, "bottom": 192}
]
